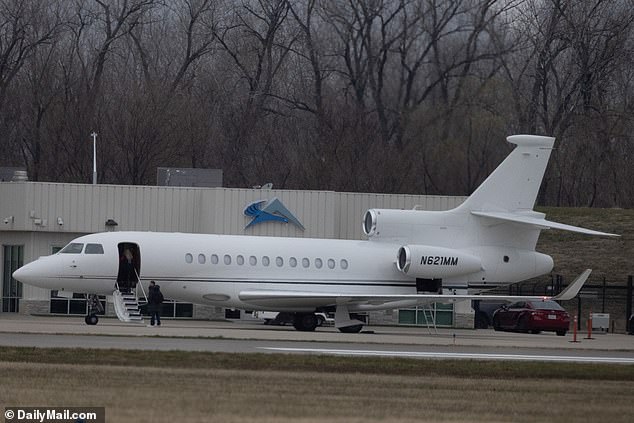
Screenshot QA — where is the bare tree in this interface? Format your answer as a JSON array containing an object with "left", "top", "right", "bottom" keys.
[{"left": 212, "top": 0, "right": 298, "bottom": 186}]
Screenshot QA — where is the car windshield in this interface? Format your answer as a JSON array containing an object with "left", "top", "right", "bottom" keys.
[{"left": 530, "top": 300, "right": 564, "bottom": 310}]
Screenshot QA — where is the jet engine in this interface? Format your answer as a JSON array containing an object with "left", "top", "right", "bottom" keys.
[
  {"left": 396, "top": 245, "right": 482, "bottom": 279},
  {"left": 363, "top": 209, "right": 441, "bottom": 240}
]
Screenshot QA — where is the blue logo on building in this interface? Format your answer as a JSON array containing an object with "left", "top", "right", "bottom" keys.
[{"left": 244, "top": 197, "right": 305, "bottom": 230}]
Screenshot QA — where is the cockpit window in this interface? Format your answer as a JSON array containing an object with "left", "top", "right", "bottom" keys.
[
  {"left": 59, "top": 243, "right": 84, "bottom": 254},
  {"left": 85, "top": 243, "right": 104, "bottom": 254}
]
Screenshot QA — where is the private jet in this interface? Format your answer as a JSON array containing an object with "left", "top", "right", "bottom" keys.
[{"left": 12, "top": 135, "right": 616, "bottom": 332}]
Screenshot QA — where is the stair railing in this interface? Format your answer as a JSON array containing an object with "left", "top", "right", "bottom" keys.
[{"left": 134, "top": 268, "right": 149, "bottom": 304}]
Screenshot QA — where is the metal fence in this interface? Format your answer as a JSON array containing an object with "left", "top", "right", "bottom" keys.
[{"left": 510, "top": 275, "right": 634, "bottom": 333}]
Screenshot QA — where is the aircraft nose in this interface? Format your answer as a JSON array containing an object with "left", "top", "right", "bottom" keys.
[{"left": 12, "top": 263, "right": 35, "bottom": 284}]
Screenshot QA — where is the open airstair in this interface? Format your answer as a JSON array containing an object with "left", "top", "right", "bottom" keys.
[
  {"left": 113, "top": 271, "right": 149, "bottom": 324},
  {"left": 113, "top": 289, "right": 144, "bottom": 323}
]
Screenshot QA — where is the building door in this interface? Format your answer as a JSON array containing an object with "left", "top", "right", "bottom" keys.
[{"left": 2, "top": 245, "right": 24, "bottom": 312}]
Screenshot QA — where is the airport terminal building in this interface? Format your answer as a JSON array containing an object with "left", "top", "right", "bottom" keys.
[{"left": 0, "top": 179, "right": 472, "bottom": 327}]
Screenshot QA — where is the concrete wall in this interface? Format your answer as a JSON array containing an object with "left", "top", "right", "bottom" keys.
[{"left": 0, "top": 181, "right": 464, "bottom": 239}]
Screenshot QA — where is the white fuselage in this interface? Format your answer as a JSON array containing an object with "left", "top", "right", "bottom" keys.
[{"left": 14, "top": 228, "right": 551, "bottom": 312}]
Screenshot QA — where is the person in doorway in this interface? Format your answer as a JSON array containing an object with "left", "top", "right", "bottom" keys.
[
  {"left": 147, "top": 280, "right": 164, "bottom": 326},
  {"left": 118, "top": 248, "right": 135, "bottom": 293}
]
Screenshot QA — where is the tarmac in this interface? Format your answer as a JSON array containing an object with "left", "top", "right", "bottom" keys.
[{"left": 1, "top": 314, "right": 633, "bottom": 351}]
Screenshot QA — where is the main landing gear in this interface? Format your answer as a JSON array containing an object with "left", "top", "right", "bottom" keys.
[
  {"left": 84, "top": 293, "right": 104, "bottom": 326},
  {"left": 291, "top": 309, "right": 365, "bottom": 333},
  {"left": 293, "top": 313, "right": 319, "bottom": 331}
]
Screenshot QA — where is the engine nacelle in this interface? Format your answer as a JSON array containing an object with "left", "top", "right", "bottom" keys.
[
  {"left": 397, "top": 245, "right": 482, "bottom": 279},
  {"left": 363, "top": 208, "right": 445, "bottom": 240}
]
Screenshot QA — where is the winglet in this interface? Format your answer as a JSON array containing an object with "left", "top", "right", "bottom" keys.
[{"left": 553, "top": 269, "right": 592, "bottom": 301}]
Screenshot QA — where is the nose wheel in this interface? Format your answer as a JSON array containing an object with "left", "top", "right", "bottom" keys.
[
  {"left": 85, "top": 314, "right": 99, "bottom": 325},
  {"left": 84, "top": 293, "right": 104, "bottom": 325}
]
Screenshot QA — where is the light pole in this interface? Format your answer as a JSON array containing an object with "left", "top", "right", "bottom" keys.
[{"left": 91, "top": 132, "right": 97, "bottom": 184}]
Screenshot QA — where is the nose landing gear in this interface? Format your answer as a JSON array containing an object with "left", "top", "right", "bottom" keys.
[{"left": 84, "top": 293, "right": 104, "bottom": 325}]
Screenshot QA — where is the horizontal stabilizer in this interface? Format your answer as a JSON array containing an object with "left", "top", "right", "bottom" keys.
[{"left": 472, "top": 211, "right": 619, "bottom": 237}]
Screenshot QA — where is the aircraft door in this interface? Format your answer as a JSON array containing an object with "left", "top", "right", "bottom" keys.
[{"left": 117, "top": 243, "right": 141, "bottom": 291}]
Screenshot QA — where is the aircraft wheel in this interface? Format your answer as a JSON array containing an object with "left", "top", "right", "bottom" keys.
[
  {"left": 85, "top": 314, "right": 99, "bottom": 325},
  {"left": 338, "top": 324, "right": 363, "bottom": 334},
  {"left": 293, "top": 313, "right": 318, "bottom": 331},
  {"left": 316, "top": 315, "right": 325, "bottom": 327}
]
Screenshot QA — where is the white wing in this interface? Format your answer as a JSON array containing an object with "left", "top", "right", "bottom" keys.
[{"left": 239, "top": 270, "right": 592, "bottom": 309}]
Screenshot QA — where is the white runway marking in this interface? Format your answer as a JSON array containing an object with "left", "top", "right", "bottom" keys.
[{"left": 259, "top": 347, "right": 634, "bottom": 364}]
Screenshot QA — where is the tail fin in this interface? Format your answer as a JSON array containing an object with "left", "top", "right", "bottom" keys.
[
  {"left": 457, "top": 135, "right": 555, "bottom": 212},
  {"left": 457, "top": 135, "right": 618, "bottom": 238}
]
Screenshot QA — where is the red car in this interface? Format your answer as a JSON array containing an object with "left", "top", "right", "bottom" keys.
[{"left": 492, "top": 300, "right": 570, "bottom": 336}]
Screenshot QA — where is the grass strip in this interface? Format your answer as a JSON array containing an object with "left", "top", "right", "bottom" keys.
[{"left": 1, "top": 346, "right": 633, "bottom": 381}]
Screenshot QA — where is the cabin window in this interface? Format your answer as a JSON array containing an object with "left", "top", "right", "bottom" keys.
[
  {"left": 315, "top": 258, "right": 323, "bottom": 269},
  {"left": 198, "top": 254, "right": 206, "bottom": 264},
  {"left": 302, "top": 258, "right": 310, "bottom": 268},
  {"left": 185, "top": 253, "right": 193, "bottom": 264},
  {"left": 249, "top": 256, "right": 257, "bottom": 266},
  {"left": 60, "top": 243, "right": 84, "bottom": 254},
  {"left": 327, "top": 259, "right": 335, "bottom": 269},
  {"left": 276, "top": 257, "right": 283, "bottom": 267},
  {"left": 340, "top": 259, "right": 349, "bottom": 270},
  {"left": 237, "top": 255, "right": 245, "bottom": 265},
  {"left": 224, "top": 255, "right": 231, "bottom": 265},
  {"left": 262, "top": 256, "right": 270, "bottom": 267},
  {"left": 85, "top": 244, "right": 104, "bottom": 254},
  {"left": 289, "top": 257, "right": 297, "bottom": 268},
  {"left": 211, "top": 254, "right": 219, "bottom": 264}
]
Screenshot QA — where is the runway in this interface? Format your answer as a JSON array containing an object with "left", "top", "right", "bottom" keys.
[
  {"left": 260, "top": 347, "right": 634, "bottom": 363},
  {"left": 1, "top": 332, "right": 634, "bottom": 364},
  {"left": 1, "top": 315, "right": 633, "bottom": 364}
]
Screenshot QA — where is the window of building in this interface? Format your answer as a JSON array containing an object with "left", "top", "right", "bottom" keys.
[
  {"left": 198, "top": 254, "right": 206, "bottom": 264},
  {"left": 140, "top": 299, "right": 193, "bottom": 318},
  {"left": 85, "top": 244, "right": 104, "bottom": 254},
  {"left": 50, "top": 292, "right": 106, "bottom": 316},
  {"left": 2, "top": 245, "right": 23, "bottom": 312},
  {"left": 185, "top": 253, "right": 193, "bottom": 264},
  {"left": 398, "top": 303, "right": 453, "bottom": 327}
]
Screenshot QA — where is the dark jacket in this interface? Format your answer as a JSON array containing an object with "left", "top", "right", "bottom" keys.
[{"left": 147, "top": 285, "right": 164, "bottom": 312}]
